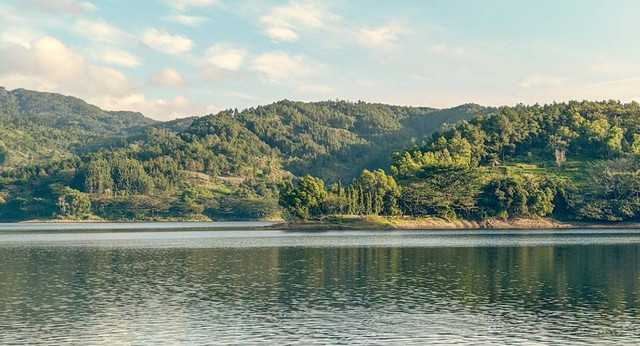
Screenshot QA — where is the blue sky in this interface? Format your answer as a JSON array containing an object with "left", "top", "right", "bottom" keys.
[{"left": 1, "top": 0, "right": 640, "bottom": 120}]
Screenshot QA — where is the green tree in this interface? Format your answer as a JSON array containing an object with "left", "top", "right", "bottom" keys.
[
  {"left": 399, "top": 165, "right": 479, "bottom": 218},
  {"left": 82, "top": 158, "right": 114, "bottom": 194},
  {"left": 480, "top": 176, "right": 528, "bottom": 219},
  {"left": 349, "top": 169, "right": 401, "bottom": 215},
  {"left": 56, "top": 187, "right": 91, "bottom": 218},
  {"left": 278, "top": 175, "right": 327, "bottom": 220}
]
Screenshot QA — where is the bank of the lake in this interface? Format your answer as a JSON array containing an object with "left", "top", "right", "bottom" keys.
[
  {"left": 16, "top": 215, "right": 640, "bottom": 230},
  {"left": 2, "top": 221, "right": 279, "bottom": 232},
  {"left": 271, "top": 215, "right": 640, "bottom": 230}
]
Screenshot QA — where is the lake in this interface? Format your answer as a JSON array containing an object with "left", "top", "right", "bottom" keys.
[{"left": 1, "top": 224, "right": 639, "bottom": 344}]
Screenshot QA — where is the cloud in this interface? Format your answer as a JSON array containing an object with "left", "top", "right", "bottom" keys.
[
  {"left": 150, "top": 68, "right": 189, "bottom": 87},
  {"left": 75, "top": 20, "right": 123, "bottom": 42},
  {"left": 250, "top": 51, "right": 322, "bottom": 84},
  {"left": 0, "top": 36, "right": 215, "bottom": 120},
  {"left": 141, "top": 29, "right": 194, "bottom": 55},
  {"left": 29, "top": 0, "right": 97, "bottom": 14},
  {"left": 167, "top": 14, "right": 208, "bottom": 27},
  {"left": 206, "top": 45, "right": 246, "bottom": 70},
  {"left": 358, "top": 25, "right": 407, "bottom": 50},
  {"left": 98, "top": 49, "right": 141, "bottom": 67},
  {"left": 0, "top": 36, "right": 135, "bottom": 99},
  {"left": 93, "top": 94, "right": 217, "bottom": 121},
  {"left": 519, "top": 74, "right": 566, "bottom": 88},
  {"left": 1, "top": 27, "right": 42, "bottom": 49},
  {"left": 164, "top": 0, "right": 217, "bottom": 10},
  {"left": 201, "top": 45, "right": 247, "bottom": 81},
  {"left": 260, "top": 1, "right": 333, "bottom": 41}
]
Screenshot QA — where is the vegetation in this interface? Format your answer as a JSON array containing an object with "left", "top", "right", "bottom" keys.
[
  {"left": 1, "top": 88, "right": 483, "bottom": 221},
  {"left": 0, "top": 87, "right": 156, "bottom": 170},
  {"left": 279, "top": 100, "right": 640, "bottom": 224},
  {"left": 4, "top": 87, "right": 640, "bottom": 225}
]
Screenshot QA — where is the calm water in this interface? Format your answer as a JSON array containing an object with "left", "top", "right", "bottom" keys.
[{"left": 0, "top": 225, "right": 639, "bottom": 344}]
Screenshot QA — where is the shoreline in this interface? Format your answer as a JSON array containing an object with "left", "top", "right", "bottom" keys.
[
  {"left": 5, "top": 216, "right": 640, "bottom": 230},
  {"left": 266, "top": 216, "right": 640, "bottom": 230}
]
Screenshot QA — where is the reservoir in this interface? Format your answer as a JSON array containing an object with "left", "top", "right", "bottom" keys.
[{"left": 1, "top": 225, "right": 639, "bottom": 344}]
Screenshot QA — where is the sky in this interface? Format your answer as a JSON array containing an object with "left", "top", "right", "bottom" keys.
[{"left": 2, "top": 0, "right": 640, "bottom": 121}]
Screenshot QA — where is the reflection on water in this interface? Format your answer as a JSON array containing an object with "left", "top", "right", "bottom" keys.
[{"left": 0, "top": 229, "right": 639, "bottom": 344}]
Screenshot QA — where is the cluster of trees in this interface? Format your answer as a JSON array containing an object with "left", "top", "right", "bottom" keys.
[
  {"left": 574, "top": 159, "right": 640, "bottom": 221},
  {"left": 280, "top": 101, "right": 640, "bottom": 223},
  {"left": 279, "top": 170, "right": 401, "bottom": 220},
  {"left": 278, "top": 167, "right": 570, "bottom": 221}
]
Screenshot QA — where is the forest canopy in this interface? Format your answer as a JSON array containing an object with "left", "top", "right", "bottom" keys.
[{"left": 2, "top": 88, "right": 640, "bottom": 224}]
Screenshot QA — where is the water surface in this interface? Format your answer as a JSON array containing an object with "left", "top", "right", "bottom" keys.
[{"left": 1, "top": 226, "right": 639, "bottom": 344}]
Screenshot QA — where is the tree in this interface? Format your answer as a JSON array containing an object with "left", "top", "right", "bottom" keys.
[
  {"left": 480, "top": 176, "right": 529, "bottom": 219},
  {"left": 278, "top": 175, "right": 327, "bottom": 220},
  {"left": 110, "top": 157, "right": 154, "bottom": 195},
  {"left": 56, "top": 187, "right": 91, "bottom": 218},
  {"left": 399, "top": 165, "right": 479, "bottom": 218},
  {"left": 348, "top": 169, "right": 401, "bottom": 216},
  {"left": 82, "top": 158, "right": 114, "bottom": 194}
]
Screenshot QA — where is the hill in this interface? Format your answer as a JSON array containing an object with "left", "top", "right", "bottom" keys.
[
  {"left": 0, "top": 87, "right": 157, "bottom": 170},
  {"left": 0, "top": 91, "right": 489, "bottom": 221},
  {"left": 10, "top": 92, "right": 640, "bottom": 224},
  {"left": 299, "top": 100, "right": 640, "bottom": 223}
]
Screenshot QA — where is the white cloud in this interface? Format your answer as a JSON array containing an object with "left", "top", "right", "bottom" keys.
[
  {"left": 75, "top": 20, "right": 123, "bottom": 41},
  {"left": 141, "top": 29, "right": 194, "bottom": 55},
  {"left": 250, "top": 51, "right": 322, "bottom": 84},
  {"left": 99, "top": 49, "right": 141, "bottom": 67},
  {"left": 260, "top": 1, "right": 333, "bottom": 41},
  {"left": 150, "top": 68, "right": 189, "bottom": 87},
  {"left": 0, "top": 36, "right": 216, "bottom": 120},
  {"left": 167, "top": 14, "right": 208, "bottom": 27},
  {"left": 164, "top": 0, "right": 217, "bottom": 10},
  {"left": 0, "top": 36, "right": 134, "bottom": 98},
  {"left": 29, "top": 0, "right": 97, "bottom": 14},
  {"left": 206, "top": 45, "right": 246, "bottom": 70},
  {"left": 93, "top": 94, "right": 217, "bottom": 121},
  {"left": 1, "top": 27, "right": 42, "bottom": 49},
  {"left": 519, "top": 74, "right": 566, "bottom": 88},
  {"left": 358, "top": 25, "right": 407, "bottom": 50}
]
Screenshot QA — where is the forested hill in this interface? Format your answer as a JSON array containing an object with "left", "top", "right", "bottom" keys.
[
  {"left": 0, "top": 88, "right": 155, "bottom": 133},
  {"left": 196, "top": 100, "right": 492, "bottom": 181},
  {"left": 0, "top": 87, "right": 157, "bottom": 170},
  {"left": 0, "top": 87, "right": 491, "bottom": 180},
  {"left": 7, "top": 90, "right": 640, "bottom": 224},
  {"left": 0, "top": 90, "right": 491, "bottom": 221},
  {"left": 6, "top": 93, "right": 640, "bottom": 224}
]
